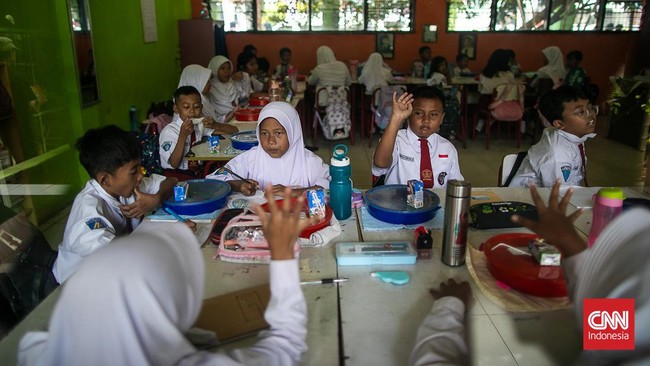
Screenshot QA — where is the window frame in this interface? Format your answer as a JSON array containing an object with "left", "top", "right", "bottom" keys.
[{"left": 445, "top": 0, "right": 643, "bottom": 33}]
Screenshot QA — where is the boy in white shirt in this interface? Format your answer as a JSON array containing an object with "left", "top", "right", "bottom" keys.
[
  {"left": 53, "top": 125, "right": 179, "bottom": 283},
  {"left": 372, "top": 86, "right": 463, "bottom": 188},
  {"left": 509, "top": 86, "right": 597, "bottom": 187}
]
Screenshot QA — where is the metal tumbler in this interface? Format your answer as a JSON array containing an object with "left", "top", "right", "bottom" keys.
[{"left": 441, "top": 180, "right": 472, "bottom": 266}]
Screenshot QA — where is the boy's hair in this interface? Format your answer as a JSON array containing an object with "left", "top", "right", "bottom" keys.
[
  {"left": 236, "top": 51, "right": 257, "bottom": 71},
  {"left": 456, "top": 53, "right": 468, "bottom": 63},
  {"left": 411, "top": 85, "right": 446, "bottom": 111},
  {"left": 76, "top": 125, "right": 141, "bottom": 178},
  {"left": 279, "top": 47, "right": 291, "bottom": 57},
  {"left": 257, "top": 57, "right": 270, "bottom": 74},
  {"left": 243, "top": 44, "right": 256, "bottom": 54},
  {"left": 538, "top": 85, "right": 588, "bottom": 123},
  {"left": 418, "top": 46, "right": 431, "bottom": 55},
  {"left": 173, "top": 86, "right": 201, "bottom": 103},
  {"left": 566, "top": 50, "right": 583, "bottom": 62},
  {"left": 429, "top": 56, "right": 448, "bottom": 77}
]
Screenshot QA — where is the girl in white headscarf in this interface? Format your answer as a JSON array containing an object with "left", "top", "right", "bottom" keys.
[
  {"left": 177, "top": 64, "right": 238, "bottom": 134},
  {"left": 307, "top": 46, "right": 352, "bottom": 91},
  {"left": 531, "top": 46, "right": 565, "bottom": 89},
  {"left": 207, "top": 101, "right": 330, "bottom": 196},
  {"left": 18, "top": 219, "right": 309, "bottom": 366},
  {"left": 207, "top": 55, "right": 245, "bottom": 123},
  {"left": 359, "top": 52, "right": 393, "bottom": 95}
]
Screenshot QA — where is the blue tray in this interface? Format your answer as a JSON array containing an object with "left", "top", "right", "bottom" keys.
[
  {"left": 162, "top": 179, "right": 231, "bottom": 216},
  {"left": 365, "top": 184, "right": 441, "bottom": 225},
  {"left": 230, "top": 130, "right": 258, "bottom": 150}
]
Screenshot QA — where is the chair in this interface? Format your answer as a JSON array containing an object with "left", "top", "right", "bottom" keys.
[
  {"left": 312, "top": 86, "right": 354, "bottom": 146},
  {"left": 498, "top": 151, "right": 527, "bottom": 187},
  {"left": 368, "top": 85, "right": 407, "bottom": 148},
  {"left": 473, "top": 83, "right": 525, "bottom": 150}
]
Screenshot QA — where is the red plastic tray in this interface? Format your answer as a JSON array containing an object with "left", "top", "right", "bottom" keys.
[
  {"left": 249, "top": 95, "right": 270, "bottom": 107},
  {"left": 483, "top": 233, "right": 567, "bottom": 297},
  {"left": 260, "top": 198, "right": 332, "bottom": 239},
  {"left": 234, "top": 108, "right": 261, "bottom": 121}
]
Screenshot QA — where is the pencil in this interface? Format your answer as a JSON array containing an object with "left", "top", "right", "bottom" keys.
[{"left": 163, "top": 207, "right": 187, "bottom": 222}]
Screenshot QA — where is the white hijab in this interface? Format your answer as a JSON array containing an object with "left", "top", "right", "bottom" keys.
[
  {"left": 178, "top": 64, "right": 219, "bottom": 121},
  {"left": 538, "top": 46, "right": 565, "bottom": 87},
  {"left": 231, "top": 102, "right": 326, "bottom": 188},
  {"left": 359, "top": 52, "right": 390, "bottom": 93},
  {"left": 18, "top": 223, "right": 205, "bottom": 366},
  {"left": 316, "top": 46, "right": 337, "bottom": 65},
  {"left": 207, "top": 56, "right": 238, "bottom": 118}
]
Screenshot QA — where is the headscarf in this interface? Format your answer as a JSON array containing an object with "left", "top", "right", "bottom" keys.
[
  {"left": 236, "top": 102, "right": 324, "bottom": 188},
  {"left": 537, "top": 46, "right": 565, "bottom": 87},
  {"left": 316, "top": 46, "right": 337, "bottom": 65},
  {"left": 207, "top": 56, "right": 238, "bottom": 120},
  {"left": 359, "top": 52, "right": 390, "bottom": 93},
  {"left": 178, "top": 64, "right": 219, "bottom": 121},
  {"left": 18, "top": 223, "right": 205, "bottom": 366}
]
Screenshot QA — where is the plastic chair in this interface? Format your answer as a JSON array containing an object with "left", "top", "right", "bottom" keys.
[
  {"left": 312, "top": 86, "right": 354, "bottom": 146},
  {"left": 498, "top": 151, "right": 527, "bottom": 187},
  {"left": 473, "top": 83, "right": 525, "bottom": 150},
  {"left": 368, "top": 85, "right": 407, "bottom": 148}
]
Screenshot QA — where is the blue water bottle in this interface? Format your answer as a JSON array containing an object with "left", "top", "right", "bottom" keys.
[{"left": 329, "top": 144, "right": 352, "bottom": 220}]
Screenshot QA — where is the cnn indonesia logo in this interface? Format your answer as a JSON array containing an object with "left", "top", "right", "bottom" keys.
[{"left": 583, "top": 298, "right": 635, "bottom": 350}]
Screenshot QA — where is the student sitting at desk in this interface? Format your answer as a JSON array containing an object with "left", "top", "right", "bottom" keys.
[
  {"left": 508, "top": 86, "right": 596, "bottom": 188},
  {"left": 307, "top": 46, "right": 352, "bottom": 105},
  {"left": 372, "top": 86, "right": 463, "bottom": 188},
  {"left": 425, "top": 56, "right": 451, "bottom": 88},
  {"left": 207, "top": 102, "right": 330, "bottom": 197},
  {"left": 236, "top": 51, "right": 265, "bottom": 93},
  {"left": 452, "top": 53, "right": 473, "bottom": 77},
  {"left": 475, "top": 49, "right": 517, "bottom": 133},
  {"left": 411, "top": 46, "right": 432, "bottom": 79},
  {"left": 273, "top": 47, "right": 294, "bottom": 81},
  {"left": 359, "top": 52, "right": 393, "bottom": 94},
  {"left": 19, "top": 186, "right": 317, "bottom": 366},
  {"left": 409, "top": 181, "right": 650, "bottom": 366},
  {"left": 52, "top": 125, "right": 179, "bottom": 284},
  {"left": 207, "top": 55, "right": 245, "bottom": 123},
  {"left": 530, "top": 46, "right": 565, "bottom": 93}
]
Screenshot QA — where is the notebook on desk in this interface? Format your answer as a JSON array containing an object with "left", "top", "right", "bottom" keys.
[{"left": 194, "top": 284, "right": 271, "bottom": 344}]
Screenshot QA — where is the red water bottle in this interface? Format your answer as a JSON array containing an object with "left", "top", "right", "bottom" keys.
[{"left": 588, "top": 188, "right": 624, "bottom": 248}]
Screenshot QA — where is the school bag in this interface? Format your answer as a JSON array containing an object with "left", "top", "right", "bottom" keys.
[
  {"left": 216, "top": 211, "right": 300, "bottom": 264},
  {"left": 0, "top": 205, "right": 58, "bottom": 322},
  {"left": 314, "top": 86, "right": 351, "bottom": 140},
  {"left": 489, "top": 83, "right": 525, "bottom": 121},
  {"left": 135, "top": 111, "right": 172, "bottom": 177}
]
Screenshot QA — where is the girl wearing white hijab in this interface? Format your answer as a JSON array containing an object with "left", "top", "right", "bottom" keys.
[
  {"left": 531, "top": 46, "right": 565, "bottom": 89},
  {"left": 207, "top": 101, "right": 330, "bottom": 196},
  {"left": 307, "top": 46, "right": 352, "bottom": 106},
  {"left": 359, "top": 52, "right": 393, "bottom": 95},
  {"left": 177, "top": 64, "right": 238, "bottom": 134},
  {"left": 18, "top": 213, "right": 310, "bottom": 365},
  {"left": 207, "top": 55, "right": 245, "bottom": 123}
]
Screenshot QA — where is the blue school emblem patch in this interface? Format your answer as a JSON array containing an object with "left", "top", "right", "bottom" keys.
[
  {"left": 85, "top": 218, "right": 108, "bottom": 230},
  {"left": 161, "top": 141, "right": 172, "bottom": 151},
  {"left": 561, "top": 165, "right": 572, "bottom": 182}
]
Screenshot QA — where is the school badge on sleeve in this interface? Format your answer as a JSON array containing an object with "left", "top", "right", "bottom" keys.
[
  {"left": 85, "top": 218, "right": 108, "bottom": 230},
  {"left": 561, "top": 164, "right": 572, "bottom": 182},
  {"left": 161, "top": 141, "right": 172, "bottom": 151}
]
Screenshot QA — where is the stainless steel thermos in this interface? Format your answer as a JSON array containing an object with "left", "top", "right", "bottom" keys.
[{"left": 441, "top": 180, "right": 471, "bottom": 266}]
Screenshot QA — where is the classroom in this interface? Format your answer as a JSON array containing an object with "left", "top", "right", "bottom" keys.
[{"left": 0, "top": 0, "right": 649, "bottom": 364}]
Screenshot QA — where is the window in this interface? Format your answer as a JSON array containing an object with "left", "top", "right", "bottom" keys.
[
  {"left": 210, "top": 0, "right": 414, "bottom": 32},
  {"left": 447, "top": 0, "right": 642, "bottom": 31}
]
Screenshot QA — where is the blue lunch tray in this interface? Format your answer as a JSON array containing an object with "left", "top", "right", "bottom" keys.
[
  {"left": 230, "top": 130, "right": 258, "bottom": 150},
  {"left": 365, "top": 184, "right": 441, "bottom": 225},
  {"left": 162, "top": 179, "right": 231, "bottom": 215}
]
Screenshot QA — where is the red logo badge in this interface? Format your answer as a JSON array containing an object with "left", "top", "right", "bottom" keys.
[{"left": 583, "top": 298, "right": 635, "bottom": 350}]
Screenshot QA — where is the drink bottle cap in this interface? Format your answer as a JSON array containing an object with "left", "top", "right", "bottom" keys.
[
  {"left": 597, "top": 188, "right": 625, "bottom": 200},
  {"left": 446, "top": 179, "right": 471, "bottom": 198},
  {"left": 331, "top": 144, "right": 350, "bottom": 167}
]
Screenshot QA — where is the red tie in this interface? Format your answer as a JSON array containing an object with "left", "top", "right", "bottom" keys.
[
  {"left": 419, "top": 138, "right": 434, "bottom": 188},
  {"left": 578, "top": 143, "right": 588, "bottom": 187}
]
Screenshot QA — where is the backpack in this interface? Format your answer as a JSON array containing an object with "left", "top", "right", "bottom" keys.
[
  {"left": 489, "top": 83, "right": 525, "bottom": 121},
  {"left": 315, "top": 86, "right": 351, "bottom": 140},
  {"left": 0, "top": 205, "right": 58, "bottom": 322}
]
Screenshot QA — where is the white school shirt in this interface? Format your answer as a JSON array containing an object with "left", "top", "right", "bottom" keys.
[
  {"left": 478, "top": 71, "right": 516, "bottom": 95},
  {"left": 372, "top": 128, "right": 464, "bottom": 188},
  {"left": 509, "top": 127, "right": 595, "bottom": 188},
  {"left": 159, "top": 114, "right": 214, "bottom": 170},
  {"left": 52, "top": 175, "right": 165, "bottom": 283},
  {"left": 426, "top": 72, "right": 447, "bottom": 87}
]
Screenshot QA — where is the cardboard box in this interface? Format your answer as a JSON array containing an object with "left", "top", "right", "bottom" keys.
[
  {"left": 407, "top": 180, "right": 424, "bottom": 209},
  {"left": 174, "top": 181, "right": 188, "bottom": 202}
]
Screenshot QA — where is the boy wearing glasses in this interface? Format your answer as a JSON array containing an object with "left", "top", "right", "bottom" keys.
[
  {"left": 372, "top": 86, "right": 463, "bottom": 189},
  {"left": 509, "top": 86, "right": 597, "bottom": 187}
]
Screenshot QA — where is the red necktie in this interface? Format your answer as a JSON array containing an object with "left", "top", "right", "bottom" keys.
[
  {"left": 578, "top": 143, "right": 588, "bottom": 186},
  {"left": 419, "top": 138, "right": 434, "bottom": 188}
]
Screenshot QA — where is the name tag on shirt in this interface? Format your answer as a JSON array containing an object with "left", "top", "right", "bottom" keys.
[{"left": 399, "top": 153, "right": 414, "bottom": 162}]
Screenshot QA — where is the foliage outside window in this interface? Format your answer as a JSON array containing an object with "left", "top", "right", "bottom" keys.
[
  {"left": 210, "top": 0, "right": 413, "bottom": 32},
  {"left": 447, "top": 0, "right": 643, "bottom": 31}
]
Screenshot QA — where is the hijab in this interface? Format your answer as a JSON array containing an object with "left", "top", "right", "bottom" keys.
[
  {"left": 238, "top": 102, "right": 323, "bottom": 188},
  {"left": 178, "top": 64, "right": 219, "bottom": 121},
  {"left": 18, "top": 223, "right": 205, "bottom": 366},
  {"left": 316, "top": 46, "right": 337, "bottom": 65},
  {"left": 207, "top": 56, "right": 238, "bottom": 120},
  {"left": 359, "top": 52, "right": 390, "bottom": 93},
  {"left": 537, "top": 46, "right": 565, "bottom": 87}
]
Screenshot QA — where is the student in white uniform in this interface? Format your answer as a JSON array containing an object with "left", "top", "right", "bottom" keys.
[
  {"left": 425, "top": 56, "right": 451, "bottom": 88},
  {"left": 207, "top": 101, "right": 330, "bottom": 197},
  {"left": 530, "top": 45, "right": 565, "bottom": 91},
  {"left": 358, "top": 52, "right": 393, "bottom": 95},
  {"left": 52, "top": 125, "right": 178, "bottom": 284},
  {"left": 307, "top": 46, "right": 352, "bottom": 106},
  {"left": 207, "top": 55, "right": 245, "bottom": 123},
  {"left": 509, "top": 86, "right": 596, "bottom": 188},
  {"left": 159, "top": 85, "right": 236, "bottom": 180},
  {"left": 19, "top": 186, "right": 318, "bottom": 366},
  {"left": 372, "top": 86, "right": 463, "bottom": 188},
  {"left": 236, "top": 51, "right": 265, "bottom": 93},
  {"left": 409, "top": 181, "right": 650, "bottom": 365}
]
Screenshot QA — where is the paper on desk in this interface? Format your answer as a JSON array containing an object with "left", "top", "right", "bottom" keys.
[
  {"left": 195, "top": 223, "right": 213, "bottom": 247},
  {"left": 559, "top": 186, "right": 597, "bottom": 209},
  {"left": 146, "top": 208, "right": 221, "bottom": 223}
]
